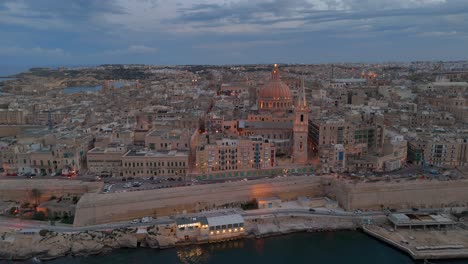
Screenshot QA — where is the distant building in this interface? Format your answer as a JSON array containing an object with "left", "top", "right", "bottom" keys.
[
  {"left": 122, "top": 150, "right": 188, "bottom": 178},
  {"left": 0, "top": 109, "right": 26, "bottom": 125},
  {"left": 87, "top": 144, "right": 127, "bottom": 177}
]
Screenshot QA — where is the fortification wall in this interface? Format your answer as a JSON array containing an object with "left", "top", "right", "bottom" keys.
[
  {"left": 0, "top": 179, "right": 103, "bottom": 203},
  {"left": 74, "top": 176, "right": 324, "bottom": 227},
  {"left": 326, "top": 178, "right": 468, "bottom": 211}
]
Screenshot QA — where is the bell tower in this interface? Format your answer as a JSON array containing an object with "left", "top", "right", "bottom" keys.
[{"left": 293, "top": 78, "right": 308, "bottom": 164}]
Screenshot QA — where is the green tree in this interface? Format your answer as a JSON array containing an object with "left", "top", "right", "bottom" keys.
[
  {"left": 31, "top": 188, "right": 43, "bottom": 209},
  {"left": 9, "top": 207, "right": 18, "bottom": 215},
  {"left": 32, "top": 211, "right": 46, "bottom": 221}
]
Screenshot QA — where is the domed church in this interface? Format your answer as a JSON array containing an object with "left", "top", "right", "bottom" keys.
[
  {"left": 258, "top": 64, "right": 293, "bottom": 113},
  {"left": 240, "top": 64, "right": 309, "bottom": 164}
]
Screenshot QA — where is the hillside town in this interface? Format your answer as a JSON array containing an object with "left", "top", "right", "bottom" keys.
[
  {"left": 1, "top": 62, "right": 467, "bottom": 179},
  {"left": 1, "top": 61, "right": 468, "bottom": 261}
]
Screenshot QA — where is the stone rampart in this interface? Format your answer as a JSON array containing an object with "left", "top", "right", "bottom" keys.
[
  {"left": 326, "top": 178, "right": 468, "bottom": 210},
  {"left": 74, "top": 176, "right": 324, "bottom": 226}
]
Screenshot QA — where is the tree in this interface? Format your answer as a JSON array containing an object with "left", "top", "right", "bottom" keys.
[
  {"left": 31, "top": 188, "right": 42, "bottom": 210},
  {"left": 32, "top": 211, "right": 46, "bottom": 221},
  {"left": 9, "top": 207, "right": 18, "bottom": 216}
]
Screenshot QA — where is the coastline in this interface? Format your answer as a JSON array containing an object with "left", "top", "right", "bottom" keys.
[{"left": 0, "top": 213, "right": 366, "bottom": 261}]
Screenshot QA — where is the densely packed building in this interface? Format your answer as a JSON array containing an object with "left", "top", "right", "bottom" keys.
[{"left": 1, "top": 61, "right": 467, "bottom": 178}]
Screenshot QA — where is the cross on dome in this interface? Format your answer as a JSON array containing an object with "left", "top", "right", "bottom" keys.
[{"left": 271, "top": 63, "right": 280, "bottom": 80}]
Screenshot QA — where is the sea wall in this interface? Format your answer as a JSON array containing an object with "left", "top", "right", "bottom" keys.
[{"left": 74, "top": 176, "right": 324, "bottom": 227}]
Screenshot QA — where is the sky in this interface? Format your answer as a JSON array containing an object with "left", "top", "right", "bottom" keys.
[{"left": 0, "top": 0, "right": 467, "bottom": 66}]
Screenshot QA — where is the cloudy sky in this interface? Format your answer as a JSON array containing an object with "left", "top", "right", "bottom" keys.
[{"left": 0, "top": 0, "right": 467, "bottom": 66}]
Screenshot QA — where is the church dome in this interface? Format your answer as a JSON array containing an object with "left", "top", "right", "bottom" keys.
[{"left": 258, "top": 64, "right": 293, "bottom": 111}]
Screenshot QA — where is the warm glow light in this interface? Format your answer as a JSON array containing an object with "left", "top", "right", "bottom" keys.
[
  {"left": 229, "top": 229, "right": 232, "bottom": 232},
  {"left": 210, "top": 231, "right": 214, "bottom": 235},
  {"left": 234, "top": 228, "right": 238, "bottom": 232}
]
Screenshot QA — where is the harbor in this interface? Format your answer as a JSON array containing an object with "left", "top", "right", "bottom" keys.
[{"left": 363, "top": 212, "right": 468, "bottom": 260}]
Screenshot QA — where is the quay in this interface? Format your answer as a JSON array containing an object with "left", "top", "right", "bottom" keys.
[{"left": 362, "top": 213, "right": 468, "bottom": 260}]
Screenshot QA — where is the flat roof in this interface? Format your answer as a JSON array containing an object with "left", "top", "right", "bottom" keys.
[
  {"left": 206, "top": 214, "right": 244, "bottom": 227},
  {"left": 258, "top": 196, "right": 281, "bottom": 202},
  {"left": 176, "top": 216, "right": 208, "bottom": 226},
  {"left": 124, "top": 150, "right": 189, "bottom": 158},
  {"left": 388, "top": 213, "right": 455, "bottom": 227}
]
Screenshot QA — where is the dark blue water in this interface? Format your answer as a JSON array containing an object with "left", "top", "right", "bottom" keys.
[
  {"left": 63, "top": 82, "right": 132, "bottom": 94},
  {"left": 63, "top": 86, "right": 102, "bottom": 94},
  {"left": 3, "top": 231, "right": 467, "bottom": 264}
]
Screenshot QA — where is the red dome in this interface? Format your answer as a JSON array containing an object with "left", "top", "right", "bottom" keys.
[
  {"left": 259, "top": 79, "right": 292, "bottom": 100},
  {"left": 258, "top": 64, "right": 293, "bottom": 112}
]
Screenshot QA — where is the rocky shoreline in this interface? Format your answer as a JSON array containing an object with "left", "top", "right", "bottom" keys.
[{"left": 0, "top": 214, "right": 364, "bottom": 261}]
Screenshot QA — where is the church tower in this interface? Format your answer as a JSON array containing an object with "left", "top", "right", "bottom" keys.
[{"left": 293, "top": 78, "right": 308, "bottom": 164}]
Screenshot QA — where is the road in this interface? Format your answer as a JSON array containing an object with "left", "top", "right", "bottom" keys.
[
  {"left": 0, "top": 216, "right": 174, "bottom": 233},
  {"left": 0, "top": 207, "right": 443, "bottom": 233}
]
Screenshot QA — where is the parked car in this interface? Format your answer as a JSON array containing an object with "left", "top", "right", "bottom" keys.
[
  {"left": 141, "top": 216, "right": 153, "bottom": 223},
  {"left": 131, "top": 219, "right": 140, "bottom": 224},
  {"left": 309, "top": 208, "right": 316, "bottom": 212}
]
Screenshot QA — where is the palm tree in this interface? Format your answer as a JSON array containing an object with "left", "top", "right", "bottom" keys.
[{"left": 31, "top": 188, "right": 42, "bottom": 210}]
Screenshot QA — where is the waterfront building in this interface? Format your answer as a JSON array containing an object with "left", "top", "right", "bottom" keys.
[
  {"left": 175, "top": 213, "right": 245, "bottom": 242},
  {"left": 194, "top": 137, "right": 276, "bottom": 174},
  {"left": 407, "top": 133, "right": 468, "bottom": 168},
  {"left": 122, "top": 149, "right": 189, "bottom": 178}
]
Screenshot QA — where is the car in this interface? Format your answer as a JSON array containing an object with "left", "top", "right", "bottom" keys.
[
  {"left": 149, "top": 176, "right": 154, "bottom": 180},
  {"left": 412, "top": 207, "right": 419, "bottom": 211},
  {"left": 309, "top": 208, "right": 316, "bottom": 212},
  {"left": 131, "top": 219, "right": 140, "bottom": 224},
  {"left": 121, "top": 178, "right": 127, "bottom": 181},
  {"left": 141, "top": 216, "right": 153, "bottom": 223}
]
